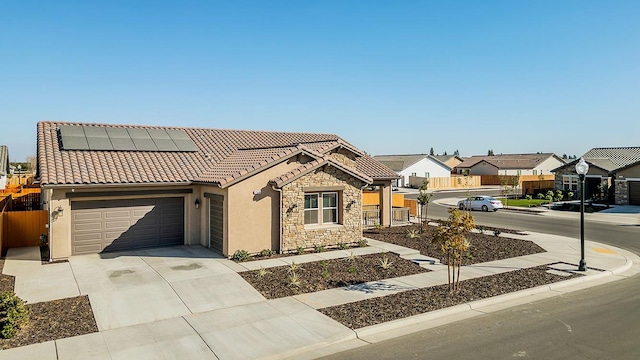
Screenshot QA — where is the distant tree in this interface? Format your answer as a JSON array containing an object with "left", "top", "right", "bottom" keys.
[
  {"left": 429, "top": 147, "right": 435, "bottom": 156},
  {"left": 562, "top": 154, "right": 568, "bottom": 159},
  {"left": 443, "top": 150, "right": 448, "bottom": 155},
  {"left": 487, "top": 149, "right": 494, "bottom": 156},
  {"left": 454, "top": 149, "right": 460, "bottom": 156}
]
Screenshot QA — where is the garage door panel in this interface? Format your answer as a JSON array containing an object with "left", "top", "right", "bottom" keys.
[{"left": 72, "top": 197, "right": 184, "bottom": 255}]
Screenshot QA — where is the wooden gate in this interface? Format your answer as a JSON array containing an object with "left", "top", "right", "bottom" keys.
[{"left": 1, "top": 210, "right": 48, "bottom": 253}]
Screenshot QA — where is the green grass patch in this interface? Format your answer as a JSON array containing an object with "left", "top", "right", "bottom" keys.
[{"left": 497, "top": 198, "right": 549, "bottom": 208}]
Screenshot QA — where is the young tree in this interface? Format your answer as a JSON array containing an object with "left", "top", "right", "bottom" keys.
[
  {"left": 510, "top": 174, "right": 521, "bottom": 200},
  {"left": 417, "top": 179, "right": 432, "bottom": 233},
  {"left": 433, "top": 208, "right": 475, "bottom": 292},
  {"left": 429, "top": 147, "right": 435, "bottom": 156},
  {"left": 453, "top": 149, "right": 460, "bottom": 156},
  {"left": 500, "top": 176, "right": 510, "bottom": 207}
]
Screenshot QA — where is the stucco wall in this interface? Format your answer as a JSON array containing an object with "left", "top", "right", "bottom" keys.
[
  {"left": 280, "top": 165, "right": 364, "bottom": 252},
  {"left": 469, "top": 162, "right": 498, "bottom": 175},
  {"left": 400, "top": 158, "right": 451, "bottom": 184},
  {"left": 617, "top": 163, "right": 640, "bottom": 178}
]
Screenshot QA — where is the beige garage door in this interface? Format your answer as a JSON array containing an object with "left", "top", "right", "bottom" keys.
[
  {"left": 71, "top": 197, "right": 184, "bottom": 255},
  {"left": 629, "top": 181, "right": 640, "bottom": 206}
]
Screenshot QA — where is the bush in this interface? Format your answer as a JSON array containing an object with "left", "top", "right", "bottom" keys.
[
  {"left": 259, "top": 249, "right": 275, "bottom": 258},
  {"left": 231, "top": 249, "right": 251, "bottom": 262},
  {"left": 0, "top": 291, "right": 30, "bottom": 339}
]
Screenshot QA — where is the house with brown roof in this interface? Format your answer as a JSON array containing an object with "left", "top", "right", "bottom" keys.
[
  {"left": 454, "top": 153, "right": 564, "bottom": 176},
  {"left": 551, "top": 147, "right": 640, "bottom": 205},
  {"left": 37, "top": 121, "right": 398, "bottom": 260}
]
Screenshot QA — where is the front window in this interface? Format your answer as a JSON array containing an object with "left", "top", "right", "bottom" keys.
[
  {"left": 563, "top": 175, "right": 578, "bottom": 191},
  {"left": 304, "top": 194, "right": 318, "bottom": 224},
  {"left": 304, "top": 192, "right": 339, "bottom": 225}
]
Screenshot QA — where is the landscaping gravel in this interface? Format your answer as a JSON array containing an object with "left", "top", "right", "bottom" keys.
[
  {"left": 364, "top": 224, "right": 545, "bottom": 266},
  {"left": 319, "top": 264, "right": 582, "bottom": 329},
  {"left": 240, "top": 252, "right": 428, "bottom": 299}
]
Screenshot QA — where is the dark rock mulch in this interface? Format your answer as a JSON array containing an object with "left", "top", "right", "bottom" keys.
[
  {"left": 319, "top": 264, "right": 582, "bottom": 329},
  {"left": 0, "top": 259, "right": 98, "bottom": 350},
  {"left": 240, "top": 252, "right": 428, "bottom": 299},
  {"left": 365, "top": 224, "right": 546, "bottom": 266}
]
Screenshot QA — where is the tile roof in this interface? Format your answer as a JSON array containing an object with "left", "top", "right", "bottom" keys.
[
  {"left": 0, "top": 145, "right": 8, "bottom": 176},
  {"left": 581, "top": 147, "right": 640, "bottom": 168},
  {"left": 270, "top": 157, "right": 373, "bottom": 188},
  {"left": 456, "top": 153, "right": 557, "bottom": 170},
  {"left": 37, "top": 121, "right": 397, "bottom": 186}
]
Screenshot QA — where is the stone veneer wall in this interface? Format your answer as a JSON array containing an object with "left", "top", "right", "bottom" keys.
[
  {"left": 327, "top": 148, "right": 357, "bottom": 168},
  {"left": 614, "top": 180, "right": 628, "bottom": 205},
  {"left": 280, "top": 165, "right": 364, "bottom": 252},
  {"left": 553, "top": 167, "right": 575, "bottom": 191}
]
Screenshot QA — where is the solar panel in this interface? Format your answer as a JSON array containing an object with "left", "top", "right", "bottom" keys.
[
  {"left": 173, "top": 139, "right": 199, "bottom": 152},
  {"left": 147, "top": 128, "right": 171, "bottom": 140},
  {"left": 58, "top": 125, "right": 197, "bottom": 152},
  {"left": 133, "top": 138, "right": 158, "bottom": 151},
  {"left": 153, "top": 139, "right": 179, "bottom": 151}
]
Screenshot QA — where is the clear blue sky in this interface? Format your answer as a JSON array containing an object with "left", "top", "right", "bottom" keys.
[{"left": 2, "top": 1, "right": 639, "bottom": 162}]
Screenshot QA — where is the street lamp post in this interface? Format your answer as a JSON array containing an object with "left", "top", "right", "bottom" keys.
[
  {"left": 17, "top": 165, "right": 22, "bottom": 185},
  {"left": 575, "top": 158, "right": 589, "bottom": 271}
]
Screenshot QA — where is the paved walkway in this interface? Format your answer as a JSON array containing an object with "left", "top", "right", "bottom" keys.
[{"left": 1, "top": 231, "right": 639, "bottom": 359}]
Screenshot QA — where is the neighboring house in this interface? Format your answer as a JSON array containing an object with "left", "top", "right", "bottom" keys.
[
  {"left": 432, "top": 154, "right": 463, "bottom": 170},
  {"left": 37, "top": 121, "right": 399, "bottom": 260},
  {"left": 0, "top": 146, "right": 8, "bottom": 190},
  {"left": 372, "top": 154, "right": 452, "bottom": 187},
  {"left": 454, "top": 153, "right": 564, "bottom": 176},
  {"left": 552, "top": 147, "right": 640, "bottom": 205}
]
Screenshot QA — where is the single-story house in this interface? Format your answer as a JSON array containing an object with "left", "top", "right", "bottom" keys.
[
  {"left": 454, "top": 153, "right": 564, "bottom": 176},
  {"left": 552, "top": 147, "right": 640, "bottom": 205},
  {"left": 37, "top": 121, "right": 399, "bottom": 260},
  {"left": 0, "top": 146, "right": 8, "bottom": 190},
  {"left": 372, "top": 154, "right": 452, "bottom": 187}
]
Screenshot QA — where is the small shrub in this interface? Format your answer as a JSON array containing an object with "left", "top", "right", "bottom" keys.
[
  {"left": 321, "top": 269, "right": 330, "bottom": 279},
  {"left": 493, "top": 229, "right": 501, "bottom": 237},
  {"left": 259, "top": 249, "right": 275, "bottom": 258},
  {"left": 504, "top": 247, "right": 510, "bottom": 254},
  {"left": 288, "top": 272, "right": 301, "bottom": 288},
  {"left": 348, "top": 264, "right": 357, "bottom": 274},
  {"left": 257, "top": 266, "right": 271, "bottom": 279},
  {"left": 357, "top": 239, "right": 368, "bottom": 247},
  {"left": 346, "top": 251, "right": 357, "bottom": 262},
  {"left": 337, "top": 241, "right": 349, "bottom": 250},
  {"left": 378, "top": 254, "right": 393, "bottom": 270},
  {"left": 0, "top": 291, "right": 30, "bottom": 339},
  {"left": 231, "top": 250, "right": 250, "bottom": 262},
  {"left": 406, "top": 229, "right": 419, "bottom": 239},
  {"left": 312, "top": 243, "right": 326, "bottom": 253},
  {"left": 288, "top": 260, "right": 302, "bottom": 274},
  {"left": 476, "top": 225, "right": 485, "bottom": 234},
  {"left": 295, "top": 246, "right": 306, "bottom": 255},
  {"left": 537, "top": 193, "right": 545, "bottom": 200}
]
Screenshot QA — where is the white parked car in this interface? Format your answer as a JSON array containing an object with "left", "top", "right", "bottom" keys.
[{"left": 457, "top": 196, "right": 503, "bottom": 212}]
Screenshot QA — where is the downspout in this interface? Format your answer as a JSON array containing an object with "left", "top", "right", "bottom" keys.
[
  {"left": 272, "top": 185, "right": 283, "bottom": 254},
  {"left": 389, "top": 183, "right": 393, "bottom": 227},
  {"left": 48, "top": 188, "right": 53, "bottom": 262}
]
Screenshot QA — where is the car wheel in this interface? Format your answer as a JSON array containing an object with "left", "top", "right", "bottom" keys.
[
  {"left": 459, "top": 203, "right": 464, "bottom": 210},
  {"left": 482, "top": 205, "right": 488, "bottom": 212}
]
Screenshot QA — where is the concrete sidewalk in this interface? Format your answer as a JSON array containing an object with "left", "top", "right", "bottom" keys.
[{"left": 1, "top": 232, "right": 638, "bottom": 360}]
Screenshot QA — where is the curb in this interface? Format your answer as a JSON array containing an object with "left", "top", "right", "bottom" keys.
[{"left": 349, "top": 256, "right": 634, "bottom": 343}]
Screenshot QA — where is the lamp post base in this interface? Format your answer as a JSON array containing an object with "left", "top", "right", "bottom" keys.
[{"left": 578, "top": 259, "right": 587, "bottom": 272}]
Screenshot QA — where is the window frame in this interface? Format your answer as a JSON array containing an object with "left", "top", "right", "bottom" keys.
[{"left": 303, "top": 191, "right": 340, "bottom": 225}]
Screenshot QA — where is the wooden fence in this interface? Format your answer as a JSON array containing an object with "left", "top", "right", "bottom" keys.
[
  {"left": 522, "top": 180, "right": 555, "bottom": 195},
  {"left": 480, "top": 174, "right": 554, "bottom": 185},
  {"left": 362, "top": 191, "right": 405, "bottom": 207},
  {"left": 1, "top": 209, "right": 48, "bottom": 253},
  {"left": 408, "top": 175, "right": 482, "bottom": 190},
  {"left": 404, "top": 199, "right": 417, "bottom": 216}
]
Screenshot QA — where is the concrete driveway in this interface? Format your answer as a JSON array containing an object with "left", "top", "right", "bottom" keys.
[{"left": 5, "top": 245, "right": 266, "bottom": 331}]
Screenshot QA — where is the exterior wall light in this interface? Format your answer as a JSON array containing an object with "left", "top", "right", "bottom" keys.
[
  {"left": 195, "top": 198, "right": 200, "bottom": 209},
  {"left": 54, "top": 205, "right": 64, "bottom": 217}
]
